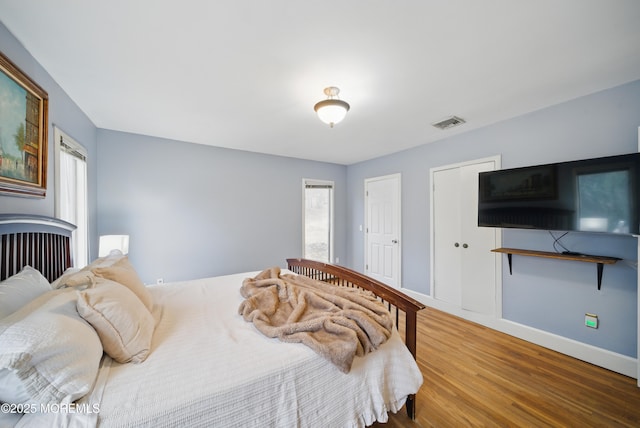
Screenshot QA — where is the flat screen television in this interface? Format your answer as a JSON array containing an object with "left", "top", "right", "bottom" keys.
[{"left": 478, "top": 152, "right": 639, "bottom": 236}]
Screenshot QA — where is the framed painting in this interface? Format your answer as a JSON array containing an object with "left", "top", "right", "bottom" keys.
[{"left": 0, "top": 51, "right": 48, "bottom": 198}]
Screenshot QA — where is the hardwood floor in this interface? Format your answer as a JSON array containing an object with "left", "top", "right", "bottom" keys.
[{"left": 373, "top": 307, "right": 640, "bottom": 427}]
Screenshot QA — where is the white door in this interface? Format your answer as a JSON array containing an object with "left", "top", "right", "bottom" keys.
[
  {"left": 459, "top": 162, "right": 497, "bottom": 314},
  {"left": 365, "top": 174, "right": 401, "bottom": 288},
  {"left": 432, "top": 159, "right": 498, "bottom": 315},
  {"left": 433, "top": 167, "right": 462, "bottom": 304}
]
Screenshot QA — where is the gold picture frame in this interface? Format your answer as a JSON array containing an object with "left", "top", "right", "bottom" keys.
[{"left": 0, "top": 50, "right": 48, "bottom": 198}]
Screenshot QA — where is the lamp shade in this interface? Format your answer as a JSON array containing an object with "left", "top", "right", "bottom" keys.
[
  {"left": 99, "top": 235, "right": 130, "bottom": 257},
  {"left": 314, "top": 87, "right": 350, "bottom": 127},
  {"left": 314, "top": 99, "right": 350, "bottom": 127}
]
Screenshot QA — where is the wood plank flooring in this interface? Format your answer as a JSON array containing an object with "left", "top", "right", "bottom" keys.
[{"left": 373, "top": 307, "right": 640, "bottom": 427}]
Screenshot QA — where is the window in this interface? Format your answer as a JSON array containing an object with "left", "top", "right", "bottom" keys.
[
  {"left": 303, "top": 179, "right": 334, "bottom": 263},
  {"left": 54, "top": 127, "right": 88, "bottom": 267}
]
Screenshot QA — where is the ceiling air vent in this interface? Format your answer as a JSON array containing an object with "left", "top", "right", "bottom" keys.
[{"left": 432, "top": 116, "right": 466, "bottom": 130}]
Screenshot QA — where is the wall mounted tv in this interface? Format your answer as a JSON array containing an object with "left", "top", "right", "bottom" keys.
[{"left": 478, "top": 152, "right": 639, "bottom": 236}]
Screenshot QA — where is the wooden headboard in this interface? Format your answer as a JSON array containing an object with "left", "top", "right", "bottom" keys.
[{"left": 0, "top": 214, "right": 76, "bottom": 283}]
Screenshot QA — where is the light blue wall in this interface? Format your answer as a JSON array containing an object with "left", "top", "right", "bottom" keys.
[
  {"left": 0, "top": 21, "right": 99, "bottom": 259},
  {"left": 346, "top": 80, "right": 640, "bottom": 357},
  {"left": 2, "top": 15, "right": 637, "bottom": 360},
  {"left": 502, "top": 229, "right": 636, "bottom": 356},
  {"left": 97, "top": 130, "right": 347, "bottom": 284}
]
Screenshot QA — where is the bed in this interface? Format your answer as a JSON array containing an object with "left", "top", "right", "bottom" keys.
[{"left": 0, "top": 214, "right": 425, "bottom": 427}]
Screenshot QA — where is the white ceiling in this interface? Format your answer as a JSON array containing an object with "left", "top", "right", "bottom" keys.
[{"left": 1, "top": 0, "right": 639, "bottom": 165}]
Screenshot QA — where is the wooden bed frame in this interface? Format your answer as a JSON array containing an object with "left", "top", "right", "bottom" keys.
[
  {"left": 287, "top": 257, "right": 426, "bottom": 419},
  {"left": 0, "top": 215, "right": 425, "bottom": 422},
  {"left": 0, "top": 214, "right": 75, "bottom": 283}
]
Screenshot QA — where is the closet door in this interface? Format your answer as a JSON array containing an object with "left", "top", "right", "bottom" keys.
[
  {"left": 459, "top": 161, "right": 496, "bottom": 314},
  {"left": 433, "top": 166, "right": 462, "bottom": 305},
  {"left": 432, "top": 159, "right": 497, "bottom": 315}
]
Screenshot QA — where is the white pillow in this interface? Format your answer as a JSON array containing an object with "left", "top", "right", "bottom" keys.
[
  {"left": 92, "top": 257, "right": 154, "bottom": 311},
  {"left": 51, "top": 269, "right": 94, "bottom": 290},
  {"left": 50, "top": 267, "right": 81, "bottom": 289},
  {"left": 0, "top": 266, "right": 51, "bottom": 319},
  {"left": 77, "top": 279, "right": 155, "bottom": 364},
  {"left": 0, "top": 288, "right": 103, "bottom": 405},
  {"left": 0, "top": 367, "right": 30, "bottom": 403},
  {"left": 51, "top": 250, "right": 126, "bottom": 289}
]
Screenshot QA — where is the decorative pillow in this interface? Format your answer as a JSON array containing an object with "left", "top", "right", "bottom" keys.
[
  {"left": 92, "top": 257, "right": 153, "bottom": 311},
  {"left": 52, "top": 251, "right": 126, "bottom": 289},
  {"left": 0, "top": 266, "right": 51, "bottom": 319},
  {"left": 0, "top": 288, "right": 103, "bottom": 405},
  {"left": 50, "top": 267, "right": 80, "bottom": 289},
  {"left": 76, "top": 279, "right": 155, "bottom": 364},
  {"left": 52, "top": 269, "right": 95, "bottom": 290},
  {"left": 88, "top": 249, "right": 127, "bottom": 269}
]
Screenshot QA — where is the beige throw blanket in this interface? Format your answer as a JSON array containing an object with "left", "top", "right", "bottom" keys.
[{"left": 238, "top": 267, "right": 394, "bottom": 373}]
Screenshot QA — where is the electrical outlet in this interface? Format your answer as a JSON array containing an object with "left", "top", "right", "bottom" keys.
[
  {"left": 585, "top": 313, "right": 598, "bottom": 329},
  {"left": 156, "top": 278, "right": 164, "bottom": 285},
  {"left": 335, "top": 257, "right": 340, "bottom": 263}
]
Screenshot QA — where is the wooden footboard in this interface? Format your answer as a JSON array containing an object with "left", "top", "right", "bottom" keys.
[{"left": 286, "top": 258, "right": 426, "bottom": 420}]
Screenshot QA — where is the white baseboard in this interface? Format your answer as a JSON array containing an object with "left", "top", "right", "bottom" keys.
[{"left": 401, "top": 288, "right": 638, "bottom": 379}]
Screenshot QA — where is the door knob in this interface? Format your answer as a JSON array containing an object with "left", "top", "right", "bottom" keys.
[
  {"left": 462, "top": 243, "right": 468, "bottom": 248},
  {"left": 392, "top": 239, "right": 398, "bottom": 244},
  {"left": 454, "top": 242, "right": 459, "bottom": 247}
]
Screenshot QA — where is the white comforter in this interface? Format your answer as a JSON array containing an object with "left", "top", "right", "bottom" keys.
[{"left": 17, "top": 271, "right": 423, "bottom": 428}]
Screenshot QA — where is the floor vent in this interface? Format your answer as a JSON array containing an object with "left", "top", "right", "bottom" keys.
[{"left": 432, "top": 116, "right": 466, "bottom": 130}]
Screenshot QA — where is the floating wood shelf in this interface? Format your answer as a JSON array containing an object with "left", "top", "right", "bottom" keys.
[{"left": 491, "top": 247, "right": 621, "bottom": 290}]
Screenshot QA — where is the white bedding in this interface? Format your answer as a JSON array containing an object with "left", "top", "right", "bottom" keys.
[{"left": 17, "top": 271, "right": 423, "bottom": 428}]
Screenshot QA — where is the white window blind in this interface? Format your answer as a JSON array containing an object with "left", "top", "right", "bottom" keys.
[
  {"left": 55, "top": 126, "right": 88, "bottom": 267},
  {"left": 303, "top": 179, "right": 334, "bottom": 263}
]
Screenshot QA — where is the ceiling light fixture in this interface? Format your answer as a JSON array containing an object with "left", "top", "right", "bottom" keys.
[{"left": 314, "top": 86, "right": 350, "bottom": 128}]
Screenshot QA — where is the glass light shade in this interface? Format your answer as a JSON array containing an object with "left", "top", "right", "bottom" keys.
[
  {"left": 99, "top": 234, "right": 130, "bottom": 257},
  {"left": 314, "top": 99, "right": 350, "bottom": 127}
]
